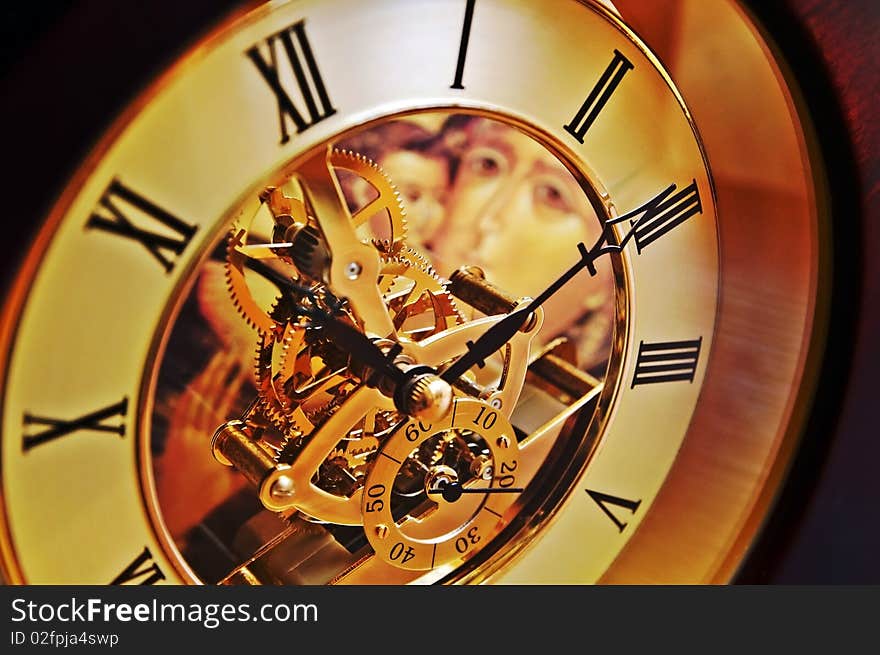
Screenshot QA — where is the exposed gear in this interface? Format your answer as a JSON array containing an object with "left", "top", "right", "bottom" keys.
[
  {"left": 225, "top": 227, "right": 291, "bottom": 335},
  {"left": 245, "top": 252, "right": 462, "bottom": 501},
  {"left": 287, "top": 224, "right": 328, "bottom": 279},
  {"left": 254, "top": 251, "right": 462, "bottom": 436},
  {"left": 251, "top": 295, "right": 310, "bottom": 433},
  {"left": 220, "top": 148, "right": 472, "bottom": 510},
  {"left": 362, "top": 397, "right": 523, "bottom": 571},
  {"left": 223, "top": 148, "right": 407, "bottom": 335},
  {"left": 378, "top": 247, "right": 463, "bottom": 340},
  {"left": 329, "top": 148, "right": 408, "bottom": 254},
  {"left": 278, "top": 405, "right": 396, "bottom": 471}
]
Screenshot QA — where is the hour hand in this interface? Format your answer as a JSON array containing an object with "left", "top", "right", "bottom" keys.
[{"left": 303, "top": 299, "right": 453, "bottom": 422}]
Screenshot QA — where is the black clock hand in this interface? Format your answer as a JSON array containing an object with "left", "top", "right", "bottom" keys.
[
  {"left": 439, "top": 241, "right": 596, "bottom": 383},
  {"left": 427, "top": 481, "right": 525, "bottom": 503},
  {"left": 307, "top": 306, "right": 455, "bottom": 419},
  {"left": 440, "top": 183, "right": 678, "bottom": 383},
  {"left": 299, "top": 301, "right": 407, "bottom": 388}
]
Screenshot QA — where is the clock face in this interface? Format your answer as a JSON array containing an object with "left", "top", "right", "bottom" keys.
[{"left": 0, "top": 0, "right": 825, "bottom": 585}]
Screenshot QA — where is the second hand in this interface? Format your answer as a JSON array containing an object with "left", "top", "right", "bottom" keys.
[{"left": 427, "top": 482, "right": 525, "bottom": 503}]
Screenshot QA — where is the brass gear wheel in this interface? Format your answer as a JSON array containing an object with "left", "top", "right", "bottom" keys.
[
  {"left": 224, "top": 148, "right": 408, "bottom": 335},
  {"left": 251, "top": 252, "right": 463, "bottom": 497},
  {"left": 379, "top": 247, "right": 462, "bottom": 341},
  {"left": 329, "top": 148, "right": 408, "bottom": 254}
]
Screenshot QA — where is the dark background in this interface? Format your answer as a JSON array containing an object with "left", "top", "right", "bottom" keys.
[{"left": 0, "top": 0, "right": 877, "bottom": 583}]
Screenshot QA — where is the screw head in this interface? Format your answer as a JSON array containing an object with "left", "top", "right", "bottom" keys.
[
  {"left": 345, "top": 261, "right": 362, "bottom": 279},
  {"left": 375, "top": 524, "right": 388, "bottom": 539},
  {"left": 496, "top": 435, "right": 511, "bottom": 449},
  {"left": 470, "top": 454, "right": 494, "bottom": 480},
  {"left": 269, "top": 475, "right": 296, "bottom": 499}
]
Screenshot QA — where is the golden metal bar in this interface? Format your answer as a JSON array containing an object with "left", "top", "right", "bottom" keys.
[
  {"left": 212, "top": 420, "right": 277, "bottom": 488},
  {"left": 448, "top": 265, "right": 517, "bottom": 316},
  {"left": 530, "top": 352, "right": 599, "bottom": 400}
]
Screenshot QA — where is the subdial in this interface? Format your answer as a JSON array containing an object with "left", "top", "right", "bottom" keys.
[{"left": 362, "top": 397, "right": 522, "bottom": 571}]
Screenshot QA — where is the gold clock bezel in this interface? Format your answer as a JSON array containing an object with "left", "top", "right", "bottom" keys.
[{"left": 0, "top": 0, "right": 822, "bottom": 585}]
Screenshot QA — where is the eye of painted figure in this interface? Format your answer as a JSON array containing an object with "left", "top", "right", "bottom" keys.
[
  {"left": 464, "top": 146, "right": 508, "bottom": 178},
  {"left": 533, "top": 177, "right": 576, "bottom": 215}
]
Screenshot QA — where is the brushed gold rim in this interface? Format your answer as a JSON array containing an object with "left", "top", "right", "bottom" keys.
[{"left": 599, "top": 0, "right": 825, "bottom": 583}]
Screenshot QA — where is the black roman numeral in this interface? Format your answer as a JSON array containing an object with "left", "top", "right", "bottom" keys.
[
  {"left": 564, "top": 49, "right": 634, "bottom": 143},
  {"left": 110, "top": 547, "right": 166, "bottom": 585},
  {"left": 631, "top": 338, "right": 702, "bottom": 387},
  {"left": 586, "top": 489, "right": 641, "bottom": 533},
  {"left": 86, "top": 179, "right": 197, "bottom": 274},
  {"left": 630, "top": 180, "right": 702, "bottom": 253},
  {"left": 246, "top": 19, "right": 336, "bottom": 145},
  {"left": 451, "top": 0, "right": 477, "bottom": 89},
  {"left": 574, "top": 181, "right": 703, "bottom": 275},
  {"left": 22, "top": 397, "right": 128, "bottom": 452}
]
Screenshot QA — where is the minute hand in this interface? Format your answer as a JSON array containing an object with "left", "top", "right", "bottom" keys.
[
  {"left": 439, "top": 184, "right": 677, "bottom": 384},
  {"left": 440, "top": 242, "right": 596, "bottom": 382}
]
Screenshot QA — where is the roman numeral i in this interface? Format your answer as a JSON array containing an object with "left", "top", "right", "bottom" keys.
[
  {"left": 451, "top": 0, "right": 477, "bottom": 89},
  {"left": 564, "top": 49, "right": 634, "bottom": 143}
]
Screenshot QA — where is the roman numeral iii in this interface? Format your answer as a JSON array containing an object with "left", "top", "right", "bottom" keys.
[
  {"left": 86, "top": 180, "right": 197, "bottom": 274},
  {"left": 22, "top": 397, "right": 128, "bottom": 452},
  {"left": 564, "top": 49, "right": 634, "bottom": 142},
  {"left": 246, "top": 19, "right": 336, "bottom": 145},
  {"left": 631, "top": 338, "right": 703, "bottom": 387}
]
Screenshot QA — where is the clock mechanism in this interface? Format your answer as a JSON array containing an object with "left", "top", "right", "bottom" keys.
[
  {"left": 2, "top": 0, "right": 865, "bottom": 585},
  {"left": 152, "top": 120, "right": 616, "bottom": 584}
]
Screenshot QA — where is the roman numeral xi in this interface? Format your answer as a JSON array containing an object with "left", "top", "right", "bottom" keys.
[
  {"left": 246, "top": 19, "right": 336, "bottom": 144},
  {"left": 86, "top": 179, "right": 197, "bottom": 274}
]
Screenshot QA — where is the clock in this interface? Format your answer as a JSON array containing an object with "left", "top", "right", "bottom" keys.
[{"left": 0, "top": 0, "right": 875, "bottom": 584}]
